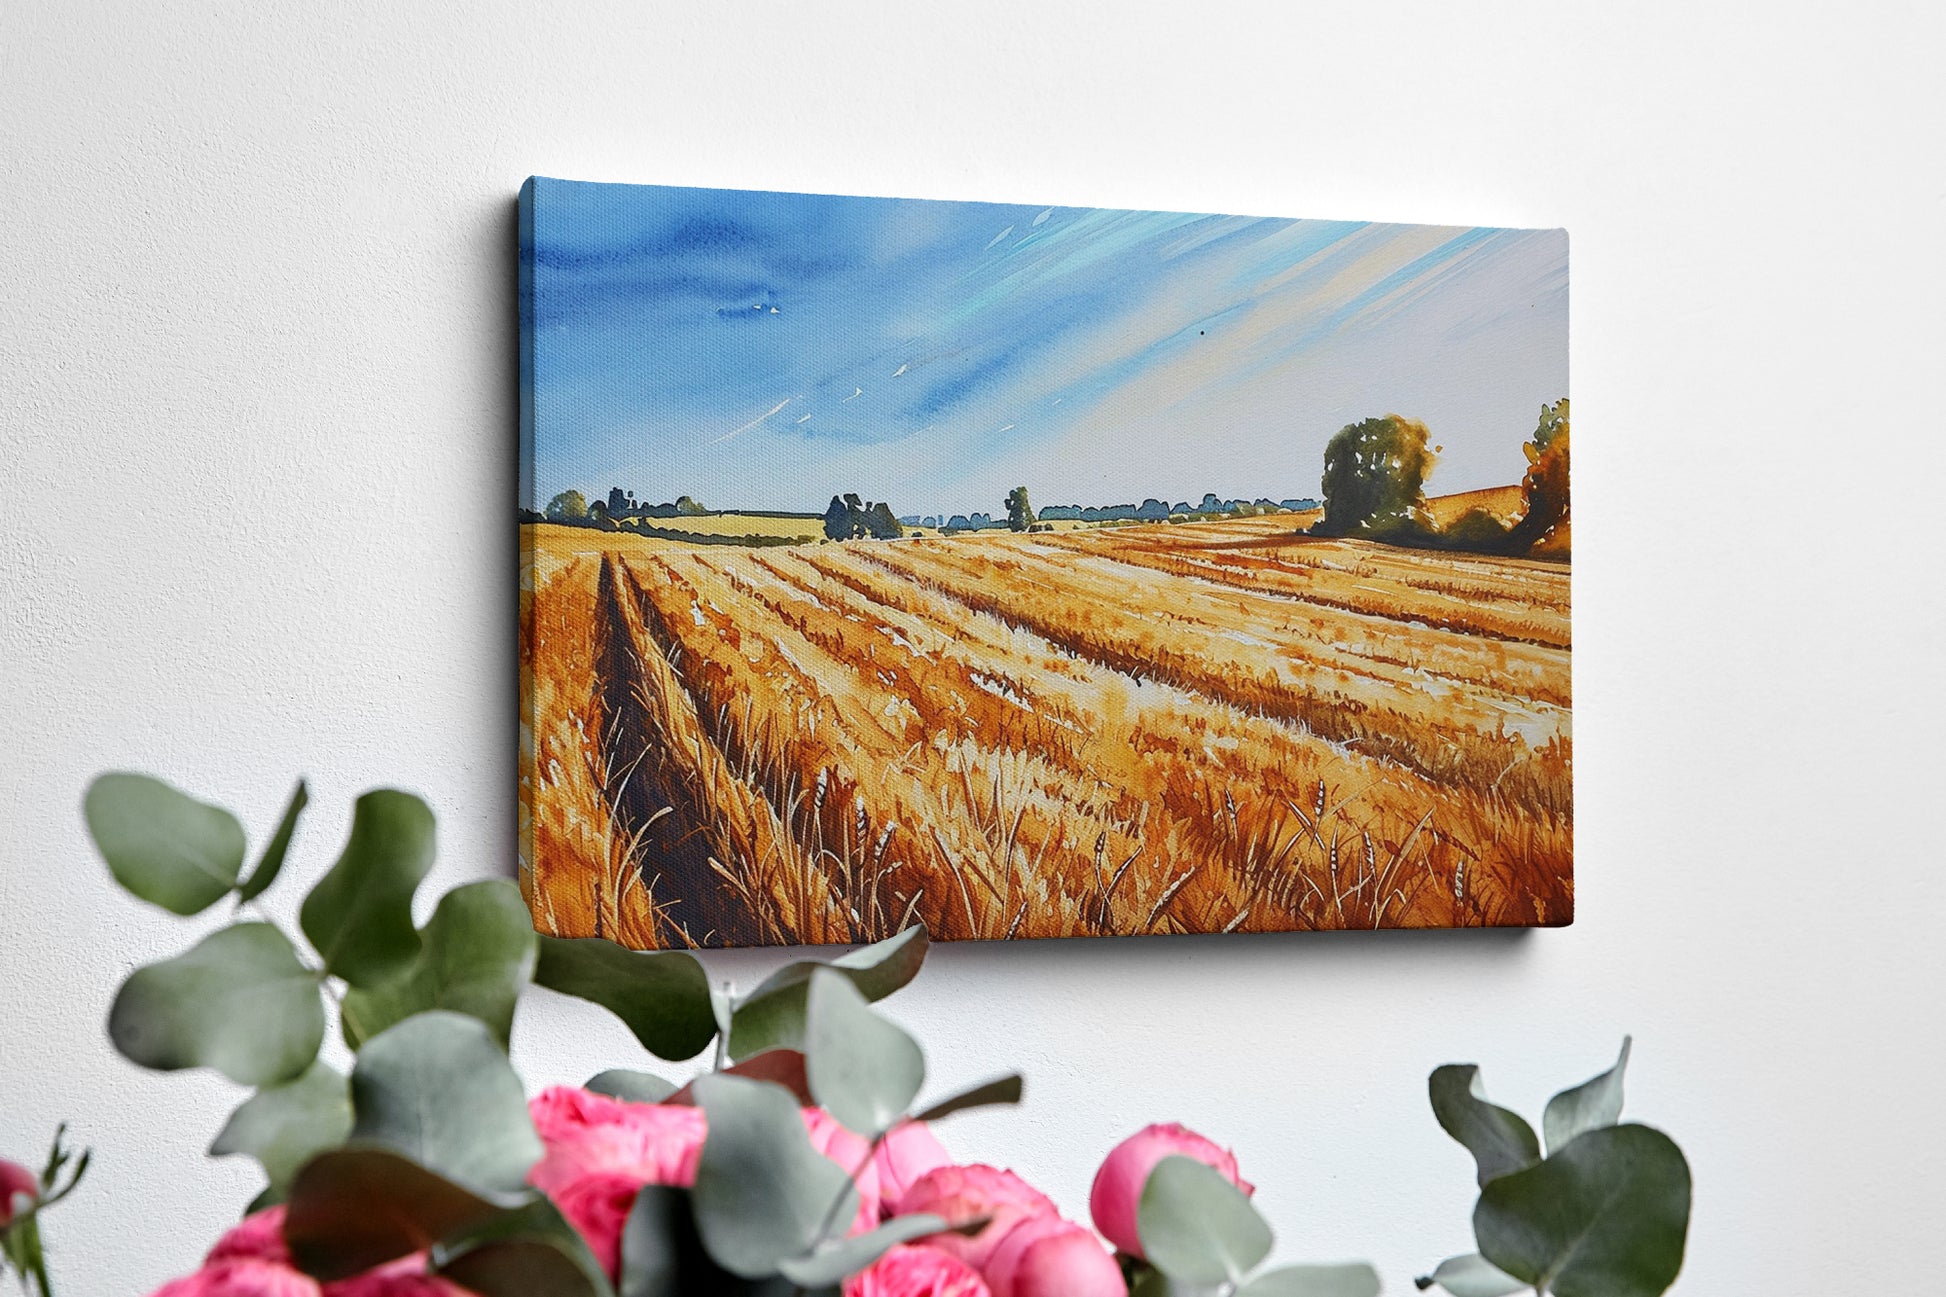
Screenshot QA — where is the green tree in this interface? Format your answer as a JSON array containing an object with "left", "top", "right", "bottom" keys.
[
  {"left": 1005, "top": 487, "right": 1036, "bottom": 532},
  {"left": 1505, "top": 399, "right": 1569, "bottom": 554},
  {"left": 1310, "top": 415, "right": 1435, "bottom": 538},
  {"left": 824, "top": 494, "right": 859, "bottom": 540},
  {"left": 544, "top": 489, "right": 588, "bottom": 523},
  {"left": 865, "top": 502, "right": 904, "bottom": 539}
]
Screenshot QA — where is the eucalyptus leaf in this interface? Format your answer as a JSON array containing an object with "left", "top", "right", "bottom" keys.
[
  {"left": 85, "top": 772, "right": 246, "bottom": 914},
  {"left": 1239, "top": 1263, "right": 1382, "bottom": 1297},
  {"left": 1474, "top": 1124, "right": 1691, "bottom": 1297},
  {"left": 1543, "top": 1038, "right": 1632, "bottom": 1156},
  {"left": 805, "top": 969, "right": 925, "bottom": 1137},
  {"left": 777, "top": 1213, "right": 949, "bottom": 1286},
  {"left": 1416, "top": 1253, "right": 1528, "bottom": 1296},
  {"left": 285, "top": 1147, "right": 505, "bottom": 1280},
  {"left": 621, "top": 1187, "right": 831, "bottom": 1297},
  {"left": 208, "top": 1060, "right": 352, "bottom": 1203},
  {"left": 237, "top": 780, "right": 308, "bottom": 903},
  {"left": 913, "top": 1074, "right": 1023, "bottom": 1123},
  {"left": 108, "top": 922, "right": 324, "bottom": 1085},
  {"left": 587, "top": 1069, "right": 678, "bottom": 1104},
  {"left": 727, "top": 926, "right": 927, "bottom": 1061},
  {"left": 349, "top": 1011, "right": 543, "bottom": 1195},
  {"left": 534, "top": 936, "right": 717, "bottom": 1062},
  {"left": 1429, "top": 1064, "right": 1542, "bottom": 1187},
  {"left": 689, "top": 1073, "right": 856, "bottom": 1278},
  {"left": 342, "top": 880, "right": 537, "bottom": 1050},
  {"left": 434, "top": 1197, "right": 616, "bottom": 1297},
  {"left": 1129, "top": 1272, "right": 1179, "bottom": 1297},
  {"left": 1138, "top": 1154, "right": 1273, "bottom": 1287},
  {"left": 299, "top": 789, "right": 436, "bottom": 988},
  {"left": 668, "top": 1050, "right": 812, "bottom": 1108}
]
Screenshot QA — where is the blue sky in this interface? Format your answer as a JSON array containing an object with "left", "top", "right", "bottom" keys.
[{"left": 521, "top": 178, "right": 1567, "bottom": 517}]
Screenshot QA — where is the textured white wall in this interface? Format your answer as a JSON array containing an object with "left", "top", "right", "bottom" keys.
[{"left": 3, "top": 2, "right": 1942, "bottom": 1292}]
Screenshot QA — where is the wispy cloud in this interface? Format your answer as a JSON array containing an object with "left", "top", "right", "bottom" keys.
[{"left": 713, "top": 396, "right": 794, "bottom": 443}]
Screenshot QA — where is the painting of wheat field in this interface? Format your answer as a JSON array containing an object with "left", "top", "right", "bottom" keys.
[{"left": 518, "top": 177, "right": 1570, "bottom": 948}]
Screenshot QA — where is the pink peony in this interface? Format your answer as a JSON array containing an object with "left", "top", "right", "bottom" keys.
[
  {"left": 871, "top": 1121, "right": 953, "bottom": 1210},
  {"left": 895, "top": 1165, "right": 1057, "bottom": 1271},
  {"left": 319, "top": 1261, "right": 469, "bottom": 1296},
  {"left": 982, "top": 1217, "right": 1125, "bottom": 1297},
  {"left": 526, "top": 1086, "right": 707, "bottom": 1196},
  {"left": 206, "top": 1208, "right": 293, "bottom": 1266},
  {"left": 151, "top": 1261, "right": 321, "bottom": 1297},
  {"left": 801, "top": 1106, "right": 883, "bottom": 1235},
  {"left": 1089, "top": 1123, "right": 1253, "bottom": 1258},
  {"left": 0, "top": 1159, "right": 36, "bottom": 1228},
  {"left": 844, "top": 1243, "right": 991, "bottom": 1297},
  {"left": 548, "top": 1171, "right": 641, "bottom": 1278}
]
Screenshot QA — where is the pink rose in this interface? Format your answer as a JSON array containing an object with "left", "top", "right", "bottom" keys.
[
  {"left": 526, "top": 1086, "right": 707, "bottom": 1196},
  {"left": 151, "top": 1261, "right": 321, "bottom": 1297},
  {"left": 548, "top": 1171, "right": 640, "bottom": 1278},
  {"left": 895, "top": 1165, "right": 1056, "bottom": 1271},
  {"left": 982, "top": 1218, "right": 1125, "bottom": 1297},
  {"left": 844, "top": 1243, "right": 991, "bottom": 1297},
  {"left": 0, "top": 1159, "right": 36, "bottom": 1228},
  {"left": 1089, "top": 1123, "right": 1253, "bottom": 1258},
  {"left": 801, "top": 1107, "right": 882, "bottom": 1235},
  {"left": 871, "top": 1121, "right": 952, "bottom": 1210}
]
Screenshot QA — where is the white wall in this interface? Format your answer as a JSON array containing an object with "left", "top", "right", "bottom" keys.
[{"left": 3, "top": 2, "right": 1942, "bottom": 1291}]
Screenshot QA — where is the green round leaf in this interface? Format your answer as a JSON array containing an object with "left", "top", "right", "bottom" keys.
[
  {"left": 108, "top": 922, "right": 325, "bottom": 1085},
  {"left": 85, "top": 772, "right": 245, "bottom": 914},
  {"left": 1138, "top": 1154, "right": 1273, "bottom": 1287},
  {"left": 237, "top": 779, "right": 309, "bottom": 903},
  {"left": 1429, "top": 1064, "right": 1542, "bottom": 1187},
  {"left": 1543, "top": 1038, "right": 1631, "bottom": 1156},
  {"left": 533, "top": 936, "right": 717, "bottom": 1061},
  {"left": 350, "top": 1011, "right": 543, "bottom": 1196},
  {"left": 1239, "top": 1263, "right": 1381, "bottom": 1297},
  {"left": 621, "top": 1186, "right": 827, "bottom": 1297},
  {"left": 342, "top": 880, "right": 538, "bottom": 1050},
  {"left": 727, "top": 926, "right": 927, "bottom": 1062},
  {"left": 1417, "top": 1253, "right": 1528, "bottom": 1297},
  {"left": 805, "top": 969, "right": 925, "bottom": 1138},
  {"left": 300, "top": 789, "right": 436, "bottom": 988},
  {"left": 690, "top": 1073, "right": 855, "bottom": 1278},
  {"left": 1474, "top": 1123, "right": 1691, "bottom": 1297},
  {"left": 209, "top": 1060, "right": 352, "bottom": 1203},
  {"left": 285, "top": 1147, "right": 504, "bottom": 1280},
  {"left": 433, "top": 1197, "right": 615, "bottom": 1297},
  {"left": 587, "top": 1069, "right": 678, "bottom": 1104}
]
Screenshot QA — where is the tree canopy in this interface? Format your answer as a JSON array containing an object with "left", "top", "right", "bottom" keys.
[
  {"left": 544, "top": 489, "right": 588, "bottom": 523},
  {"left": 1310, "top": 415, "right": 1435, "bottom": 538},
  {"left": 1005, "top": 487, "right": 1036, "bottom": 532},
  {"left": 1506, "top": 398, "right": 1569, "bottom": 553}
]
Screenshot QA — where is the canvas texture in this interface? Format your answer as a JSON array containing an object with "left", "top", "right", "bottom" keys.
[{"left": 518, "top": 176, "right": 1570, "bottom": 948}]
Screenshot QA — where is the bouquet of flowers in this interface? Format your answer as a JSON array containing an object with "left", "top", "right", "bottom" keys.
[{"left": 46, "top": 774, "right": 1689, "bottom": 1297}]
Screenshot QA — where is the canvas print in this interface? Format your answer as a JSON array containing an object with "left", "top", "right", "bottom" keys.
[{"left": 518, "top": 177, "right": 1570, "bottom": 948}]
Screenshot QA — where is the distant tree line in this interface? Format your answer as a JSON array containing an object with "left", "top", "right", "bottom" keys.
[
  {"left": 525, "top": 488, "right": 709, "bottom": 525},
  {"left": 523, "top": 488, "right": 713, "bottom": 531},
  {"left": 1308, "top": 399, "right": 1570, "bottom": 557},
  {"left": 898, "top": 492, "right": 1321, "bottom": 530}
]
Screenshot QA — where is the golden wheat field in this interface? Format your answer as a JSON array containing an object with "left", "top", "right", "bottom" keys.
[{"left": 519, "top": 509, "right": 1571, "bottom": 948}]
